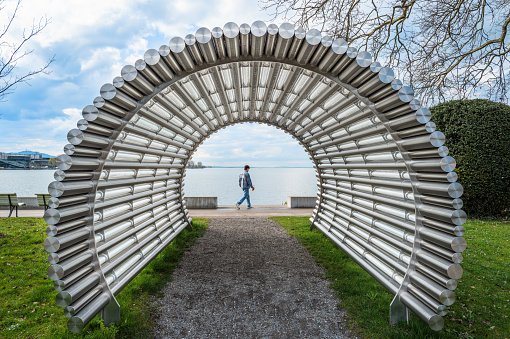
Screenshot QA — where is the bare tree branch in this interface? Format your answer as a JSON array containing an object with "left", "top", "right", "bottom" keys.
[
  {"left": 0, "top": 0, "right": 54, "bottom": 102},
  {"left": 261, "top": 0, "right": 510, "bottom": 104}
]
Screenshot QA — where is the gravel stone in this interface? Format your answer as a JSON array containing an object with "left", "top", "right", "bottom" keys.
[{"left": 152, "top": 218, "right": 354, "bottom": 338}]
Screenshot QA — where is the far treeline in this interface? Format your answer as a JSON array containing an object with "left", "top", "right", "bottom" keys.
[
  {"left": 187, "top": 161, "right": 207, "bottom": 169},
  {"left": 431, "top": 99, "right": 510, "bottom": 217}
]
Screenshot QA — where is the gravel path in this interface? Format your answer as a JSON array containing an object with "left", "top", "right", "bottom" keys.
[{"left": 152, "top": 218, "right": 353, "bottom": 338}]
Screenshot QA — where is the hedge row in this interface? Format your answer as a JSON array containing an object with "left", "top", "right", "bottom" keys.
[{"left": 430, "top": 99, "right": 510, "bottom": 217}]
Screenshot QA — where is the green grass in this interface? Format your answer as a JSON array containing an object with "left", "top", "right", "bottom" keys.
[
  {"left": 0, "top": 217, "right": 208, "bottom": 338},
  {"left": 270, "top": 217, "right": 510, "bottom": 339}
]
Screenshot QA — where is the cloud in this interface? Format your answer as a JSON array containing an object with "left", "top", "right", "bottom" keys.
[
  {"left": 191, "top": 124, "right": 312, "bottom": 167},
  {"left": 0, "top": 0, "right": 312, "bottom": 167},
  {"left": 0, "top": 107, "right": 82, "bottom": 156}
]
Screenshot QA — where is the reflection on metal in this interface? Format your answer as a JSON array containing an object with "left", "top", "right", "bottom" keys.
[{"left": 43, "top": 21, "right": 466, "bottom": 332}]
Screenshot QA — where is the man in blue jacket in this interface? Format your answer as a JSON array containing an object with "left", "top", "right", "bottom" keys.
[{"left": 236, "top": 165, "right": 254, "bottom": 209}]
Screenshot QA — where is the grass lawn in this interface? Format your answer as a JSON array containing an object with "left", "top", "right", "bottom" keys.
[
  {"left": 0, "top": 217, "right": 208, "bottom": 338},
  {"left": 271, "top": 217, "right": 509, "bottom": 338}
]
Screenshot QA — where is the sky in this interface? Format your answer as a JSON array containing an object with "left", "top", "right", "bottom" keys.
[{"left": 0, "top": 0, "right": 314, "bottom": 167}]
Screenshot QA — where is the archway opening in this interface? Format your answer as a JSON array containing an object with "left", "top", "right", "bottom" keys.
[{"left": 183, "top": 123, "right": 316, "bottom": 206}]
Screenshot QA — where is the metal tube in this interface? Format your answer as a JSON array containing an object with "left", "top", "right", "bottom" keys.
[
  {"left": 120, "top": 65, "right": 155, "bottom": 95},
  {"left": 350, "top": 62, "right": 382, "bottom": 88},
  {"left": 287, "top": 27, "right": 306, "bottom": 60},
  {"left": 135, "top": 59, "right": 163, "bottom": 86},
  {"left": 309, "top": 35, "right": 332, "bottom": 66},
  {"left": 374, "top": 86, "right": 414, "bottom": 112},
  {"left": 144, "top": 49, "right": 175, "bottom": 82},
  {"left": 47, "top": 251, "right": 94, "bottom": 281},
  {"left": 420, "top": 240, "right": 464, "bottom": 262},
  {"left": 158, "top": 45, "right": 183, "bottom": 74},
  {"left": 53, "top": 169, "right": 93, "bottom": 181},
  {"left": 409, "top": 157, "right": 456, "bottom": 173},
  {"left": 76, "top": 119, "right": 113, "bottom": 136},
  {"left": 169, "top": 37, "right": 195, "bottom": 72},
  {"left": 399, "top": 131, "right": 446, "bottom": 150},
  {"left": 239, "top": 23, "right": 250, "bottom": 56},
  {"left": 67, "top": 129, "right": 110, "bottom": 148},
  {"left": 64, "top": 285, "right": 102, "bottom": 318},
  {"left": 251, "top": 21, "right": 267, "bottom": 58},
  {"left": 416, "top": 249, "right": 463, "bottom": 279},
  {"left": 56, "top": 272, "right": 100, "bottom": 307},
  {"left": 93, "top": 96, "right": 128, "bottom": 117},
  {"left": 399, "top": 292, "right": 444, "bottom": 330},
  {"left": 54, "top": 264, "right": 95, "bottom": 292},
  {"left": 211, "top": 27, "right": 227, "bottom": 59},
  {"left": 274, "top": 23, "right": 294, "bottom": 60},
  {"left": 265, "top": 23, "right": 278, "bottom": 56},
  {"left": 223, "top": 22, "right": 240, "bottom": 59},
  {"left": 44, "top": 204, "right": 92, "bottom": 225},
  {"left": 296, "top": 28, "right": 321, "bottom": 64},
  {"left": 422, "top": 217, "right": 465, "bottom": 237},
  {"left": 44, "top": 226, "right": 92, "bottom": 252},
  {"left": 48, "top": 180, "right": 94, "bottom": 197},
  {"left": 98, "top": 174, "right": 180, "bottom": 189},
  {"left": 368, "top": 79, "right": 402, "bottom": 102},
  {"left": 330, "top": 47, "right": 357, "bottom": 76},
  {"left": 48, "top": 241, "right": 89, "bottom": 264},
  {"left": 100, "top": 83, "right": 138, "bottom": 110},
  {"left": 416, "top": 172, "right": 458, "bottom": 183},
  {"left": 389, "top": 108, "right": 431, "bottom": 131},
  {"left": 338, "top": 51, "right": 372, "bottom": 83},
  {"left": 195, "top": 27, "right": 218, "bottom": 64},
  {"left": 67, "top": 293, "right": 111, "bottom": 333},
  {"left": 184, "top": 34, "right": 204, "bottom": 66},
  {"left": 408, "top": 146, "right": 449, "bottom": 159},
  {"left": 356, "top": 66, "right": 394, "bottom": 97},
  {"left": 112, "top": 76, "right": 144, "bottom": 100},
  {"left": 46, "top": 218, "right": 89, "bottom": 237},
  {"left": 63, "top": 145, "right": 102, "bottom": 158},
  {"left": 418, "top": 226, "right": 467, "bottom": 251},
  {"left": 82, "top": 105, "right": 123, "bottom": 128}
]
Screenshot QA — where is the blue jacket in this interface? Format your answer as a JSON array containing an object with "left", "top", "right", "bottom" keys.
[{"left": 239, "top": 171, "right": 253, "bottom": 189}]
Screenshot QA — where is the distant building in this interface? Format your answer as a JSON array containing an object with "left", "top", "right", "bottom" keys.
[{"left": 0, "top": 151, "right": 55, "bottom": 169}]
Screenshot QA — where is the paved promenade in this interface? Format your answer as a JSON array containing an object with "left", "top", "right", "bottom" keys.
[{"left": 0, "top": 205, "right": 313, "bottom": 219}]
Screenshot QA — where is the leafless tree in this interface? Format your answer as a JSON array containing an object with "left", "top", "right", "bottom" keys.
[
  {"left": 261, "top": 0, "right": 510, "bottom": 104},
  {"left": 0, "top": 0, "right": 54, "bottom": 102}
]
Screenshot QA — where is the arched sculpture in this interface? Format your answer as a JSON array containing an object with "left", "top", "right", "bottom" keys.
[{"left": 43, "top": 21, "right": 466, "bottom": 333}]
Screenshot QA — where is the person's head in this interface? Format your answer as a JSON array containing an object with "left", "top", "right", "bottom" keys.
[{"left": 244, "top": 165, "right": 250, "bottom": 171}]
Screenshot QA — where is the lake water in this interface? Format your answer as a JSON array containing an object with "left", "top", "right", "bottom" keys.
[{"left": 0, "top": 168, "right": 318, "bottom": 205}]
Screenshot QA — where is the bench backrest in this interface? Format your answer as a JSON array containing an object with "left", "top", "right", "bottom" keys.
[
  {"left": 0, "top": 194, "right": 20, "bottom": 207},
  {"left": 36, "top": 194, "right": 52, "bottom": 207}
]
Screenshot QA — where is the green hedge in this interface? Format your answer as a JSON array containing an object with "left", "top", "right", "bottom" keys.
[{"left": 430, "top": 99, "right": 510, "bottom": 217}]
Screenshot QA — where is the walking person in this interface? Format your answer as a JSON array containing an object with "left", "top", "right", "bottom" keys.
[{"left": 236, "top": 165, "right": 254, "bottom": 209}]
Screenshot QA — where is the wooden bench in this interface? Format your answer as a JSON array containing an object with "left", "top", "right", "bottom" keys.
[
  {"left": 36, "top": 194, "right": 52, "bottom": 211},
  {"left": 0, "top": 194, "right": 26, "bottom": 217}
]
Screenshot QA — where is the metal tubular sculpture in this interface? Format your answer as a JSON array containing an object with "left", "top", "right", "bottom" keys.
[{"left": 43, "top": 20, "right": 466, "bottom": 332}]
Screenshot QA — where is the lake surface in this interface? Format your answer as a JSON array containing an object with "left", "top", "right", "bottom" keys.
[{"left": 0, "top": 168, "right": 318, "bottom": 205}]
